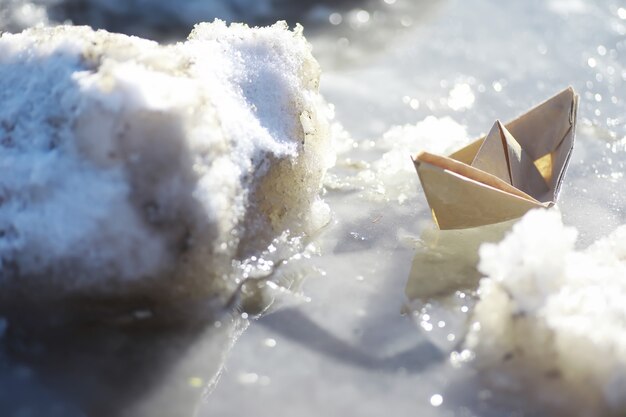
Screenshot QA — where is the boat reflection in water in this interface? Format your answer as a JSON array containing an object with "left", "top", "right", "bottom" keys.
[{"left": 404, "top": 220, "right": 516, "bottom": 351}]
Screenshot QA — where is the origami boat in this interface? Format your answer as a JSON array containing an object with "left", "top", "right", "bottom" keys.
[{"left": 413, "top": 87, "right": 578, "bottom": 230}]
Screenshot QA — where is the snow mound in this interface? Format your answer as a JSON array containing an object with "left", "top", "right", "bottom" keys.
[
  {"left": 467, "top": 209, "right": 626, "bottom": 415},
  {"left": 0, "top": 22, "right": 333, "bottom": 304}
]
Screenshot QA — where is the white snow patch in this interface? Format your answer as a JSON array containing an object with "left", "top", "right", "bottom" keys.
[
  {"left": 467, "top": 209, "right": 626, "bottom": 415},
  {"left": 329, "top": 116, "right": 468, "bottom": 203}
]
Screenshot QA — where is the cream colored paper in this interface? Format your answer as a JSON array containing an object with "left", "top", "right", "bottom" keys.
[{"left": 413, "top": 87, "right": 578, "bottom": 230}]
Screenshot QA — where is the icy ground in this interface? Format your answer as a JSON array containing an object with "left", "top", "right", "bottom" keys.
[{"left": 0, "top": 0, "right": 625, "bottom": 416}]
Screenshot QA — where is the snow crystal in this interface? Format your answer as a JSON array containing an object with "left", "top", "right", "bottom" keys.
[{"left": 0, "top": 22, "right": 333, "bottom": 303}]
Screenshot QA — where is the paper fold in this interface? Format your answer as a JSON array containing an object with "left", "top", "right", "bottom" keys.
[{"left": 413, "top": 87, "right": 578, "bottom": 230}]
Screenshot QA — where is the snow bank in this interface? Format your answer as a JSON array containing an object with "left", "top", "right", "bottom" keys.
[
  {"left": 466, "top": 209, "right": 626, "bottom": 415},
  {"left": 0, "top": 22, "right": 333, "bottom": 303}
]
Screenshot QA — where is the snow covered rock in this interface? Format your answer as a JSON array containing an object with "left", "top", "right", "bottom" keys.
[
  {"left": 466, "top": 209, "right": 626, "bottom": 415},
  {"left": 0, "top": 21, "right": 333, "bottom": 304}
]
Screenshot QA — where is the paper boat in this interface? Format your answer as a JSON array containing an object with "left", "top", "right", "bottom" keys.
[{"left": 413, "top": 87, "right": 578, "bottom": 230}]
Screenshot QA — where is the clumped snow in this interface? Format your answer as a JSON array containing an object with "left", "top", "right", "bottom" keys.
[
  {"left": 466, "top": 209, "right": 626, "bottom": 415},
  {"left": 0, "top": 0, "right": 54, "bottom": 33},
  {"left": 325, "top": 115, "right": 469, "bottom": 203},
  {"left": 0, "top": 22, "right": 333, "bottom": 303}
]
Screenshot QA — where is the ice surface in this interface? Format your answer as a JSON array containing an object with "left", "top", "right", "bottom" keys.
[{"left": 0, "top": 22, "right": 333, "bottom": 302}]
